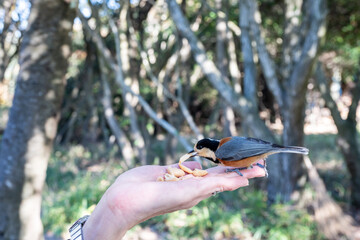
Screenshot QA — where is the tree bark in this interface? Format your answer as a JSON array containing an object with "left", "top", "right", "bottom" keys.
[{"left": 0, "top": 0, "right": 75, "bottom": 239}]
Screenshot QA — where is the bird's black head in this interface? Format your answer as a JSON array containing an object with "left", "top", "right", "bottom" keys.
[{"left": 195, "top": 138, "right": 220, "bottom": 152}]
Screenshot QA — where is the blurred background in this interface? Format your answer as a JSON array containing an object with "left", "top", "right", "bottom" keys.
[{"left": 0, "top": 0, "right": 360, "bottom": 239}]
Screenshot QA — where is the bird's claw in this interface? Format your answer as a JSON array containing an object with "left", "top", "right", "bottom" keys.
[
  {"left": 225, "top": 167, "right": 248, "bottom": 176},
  {"left": 255, "top": 162, "right": 268, "bottom": 178}
]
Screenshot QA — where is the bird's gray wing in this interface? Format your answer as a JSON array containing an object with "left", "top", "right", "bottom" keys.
[{"left": 215, "top": 137, "right": 275, "bottom": 161}]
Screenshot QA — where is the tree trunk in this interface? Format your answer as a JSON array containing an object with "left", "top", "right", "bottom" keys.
[
  {"left": 0, "top": 0, "right": 75, "bottom": 239},
  {"left": 277, "top": 94, "right": 307, "bottom": 202},
  {"left": 337, "top": 126, "right": 360, "bottom": 210},
  {"left": 315, "top": 62, "right": 360, "bottom": 210}
]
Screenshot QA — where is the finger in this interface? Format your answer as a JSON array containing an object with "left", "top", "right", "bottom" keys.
[
  {"left": 206, "top": 165, "right": 265, "bottom": 179},
  {"left": 198, "top": 175, "right": 250, "bottom": 196},
  {"left": 229, "top": 166, "right": 266, "bottom": 179},
  {"left": 117, "top": 165, "right": 168, "bottom": 182},
  {"left": 126, "top": 162, "right": 202, "bottom": 182},
  {"left": 163, "top": 176, "right": 248, "bottom": 207},
  {"left": 206, "top": 166, "right": 226, "bottom": 174}
]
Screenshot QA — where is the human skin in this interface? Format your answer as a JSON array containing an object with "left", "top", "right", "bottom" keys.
[{"left": 82, "top": 161, "right": 265, "bottom": 240}]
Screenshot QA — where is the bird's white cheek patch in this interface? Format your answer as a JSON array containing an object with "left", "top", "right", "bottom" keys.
[{"left": 198, "top": 148, "right": 216, "bottom": 161}]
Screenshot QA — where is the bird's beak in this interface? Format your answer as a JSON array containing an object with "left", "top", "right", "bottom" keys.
[
  {"left": 187, "top": 149, "right": 198, "bottom": 157},
  {"left": 179, "top": 150, "right": 198, "bottom": 163}
]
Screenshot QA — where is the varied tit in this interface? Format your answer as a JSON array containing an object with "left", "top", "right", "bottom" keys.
[{"left": 183, "top": 137, "right": 309, "bottom": 176}]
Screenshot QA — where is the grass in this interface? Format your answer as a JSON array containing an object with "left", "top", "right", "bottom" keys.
[
  {"left": 138, "top": 190, "right": 322, "bottom": 240},
  {"left": 42, "top": 133, "right": 346, "bottom": 239},
  {"left": 42, "top": 145, "right": 122, "bottom": 237}
]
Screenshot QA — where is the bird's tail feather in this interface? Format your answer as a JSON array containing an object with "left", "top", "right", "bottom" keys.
[{"left": 272, "top": 145, "right": 309, "bottom": 155}]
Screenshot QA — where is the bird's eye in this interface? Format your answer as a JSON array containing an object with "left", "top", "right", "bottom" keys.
[{"left": 197, "top": 145, "right": 203, "bottom": 150}]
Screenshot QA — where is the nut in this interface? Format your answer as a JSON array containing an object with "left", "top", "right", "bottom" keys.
[
  {"left": 192, "top": 168, "right": 208, "bottom": 177},
  {"left": 178, "top": 163, "right": 194, "bottom": 174},
  {"left": 167, "top": 167, "right": 186, "bottom": 177},
  {"left": 157, "top": 152, "right": 208, "bottom": 181},
  {"left": 157, "top": 176, "right": 165, "bottom": 182},
  {"left": 164, "top": 173, "right": 179, "bottom": 181}
]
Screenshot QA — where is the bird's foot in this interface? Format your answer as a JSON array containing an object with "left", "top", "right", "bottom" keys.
[
  {"left": 255, "top": 162, "right": 268, "bottom": 178},
  {"left": 225, "top": 167, "right": 248, "bottom": 176},
  {"left": 256, "top": 162, "right": 265, "bottom": 168}
]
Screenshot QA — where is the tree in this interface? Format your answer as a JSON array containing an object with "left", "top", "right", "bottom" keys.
[{"left": 0, "top": 0, "right": 76, "bottom": 239}]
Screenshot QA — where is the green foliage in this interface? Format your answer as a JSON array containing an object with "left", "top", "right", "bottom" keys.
[
  {"left": 42, "top": 145, "right": 123, "bottom": 236},
  {"left": 140, "top": 190, "right": 321, "bottom": 240},
  {"left": 323, "top": 0, "right": 360, "bottom": 78}
]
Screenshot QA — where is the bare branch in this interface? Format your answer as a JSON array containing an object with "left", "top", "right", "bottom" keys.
[
  {"left": 216, "top": 0, "right": 237, "bottom": 136},
  {"left": 99, "top": 58, "right": 134, "bottom": 168},
  {"left": 314, "top": 61, "right": 345, "bottom": 127},
  {"left": 248, "top": 0, "right": 284, "bottom": 108},
  {"left": 290, "top": 0, "right": 327, "bottom": 92},
  {"left": 226, "top": 25, "right": 242, "bottom": 93},
  {"left": 128, "top": 23, "right": 203, "bottom": 139},
  {"left": 281, "top": 0, "right": 303, "bottom": 80},
  {"left": 239, "top": 0, "right": 257, "bottom": 106}
]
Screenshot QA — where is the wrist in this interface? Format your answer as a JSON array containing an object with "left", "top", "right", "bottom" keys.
[
  {"left": 82, "top": 191, "right": 130, "bottom": 240},
  {"left": 69, "top": 215, "right": 90, "bottom": 240}
]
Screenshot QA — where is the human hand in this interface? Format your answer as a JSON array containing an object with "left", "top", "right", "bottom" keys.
[{"left": 82, "top": 161, "right": 265, "bottom": 240}]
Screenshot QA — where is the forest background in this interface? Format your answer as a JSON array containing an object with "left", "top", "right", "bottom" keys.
[{"left": 0, "top": 0, "right": 360, "bottom": 239}]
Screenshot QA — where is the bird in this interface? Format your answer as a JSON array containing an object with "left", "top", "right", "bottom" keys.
[{"left": 180, "top": 136, "right": 309, "bottom": 176}]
